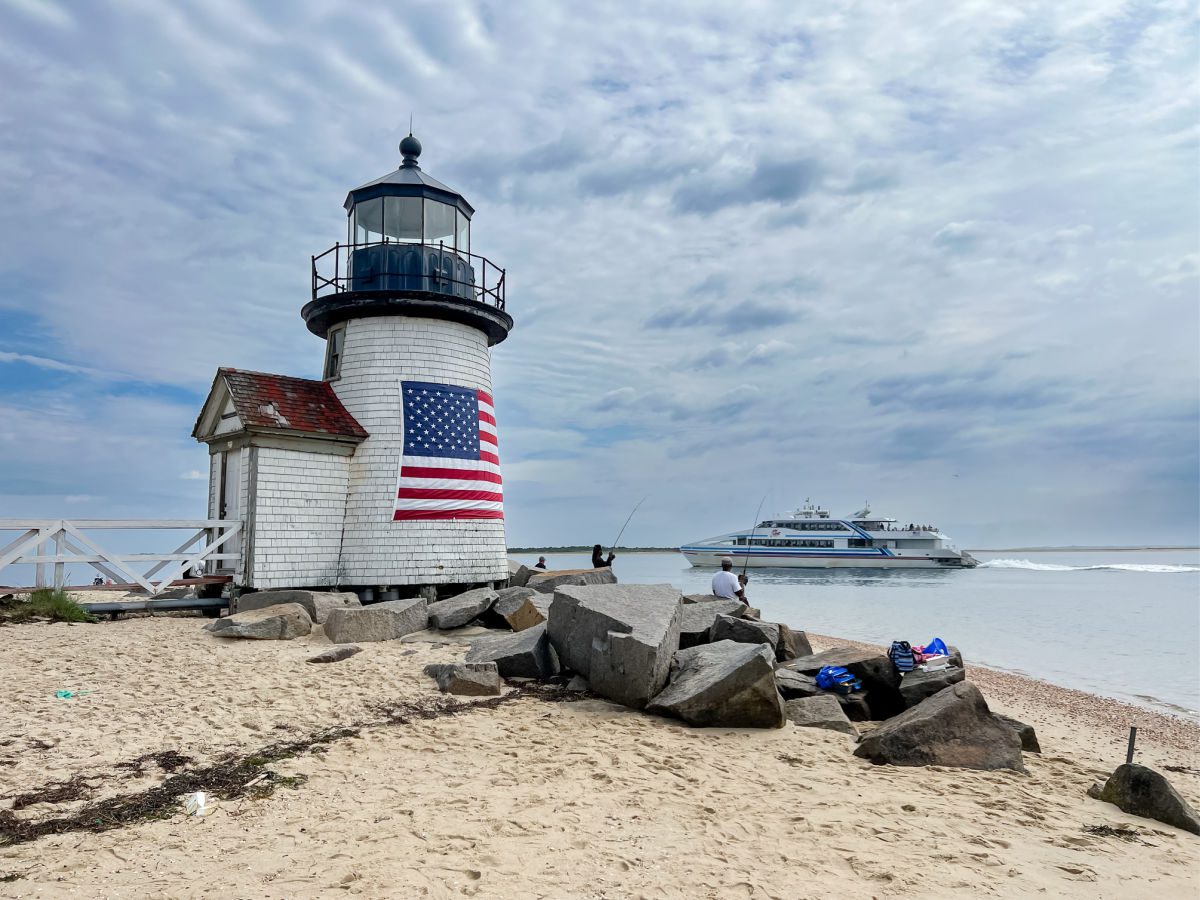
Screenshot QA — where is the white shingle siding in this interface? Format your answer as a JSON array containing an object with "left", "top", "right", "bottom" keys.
[
  {"left": 246, "top": 446, "right": 349, "bottom": 590},
  {"left": 331, "top": 316, "right": 508, "bottom": 584}
]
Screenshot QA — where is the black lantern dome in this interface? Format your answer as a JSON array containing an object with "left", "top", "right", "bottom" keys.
[{"left": 304, "top": 136, "right": 511, "bottom": 345}]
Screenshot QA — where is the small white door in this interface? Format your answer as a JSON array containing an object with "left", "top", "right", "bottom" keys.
[{"left": 219, "top": 449, "right": 241, "bottom": 521}]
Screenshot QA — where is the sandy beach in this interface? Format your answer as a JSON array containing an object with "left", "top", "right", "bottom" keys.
[{"left": 1, "top": 615, "right": 1198, "bottom": 899}]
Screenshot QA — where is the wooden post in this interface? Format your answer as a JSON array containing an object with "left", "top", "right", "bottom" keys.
[
  {"left": 34, "top": 537, "right": 46, "bottom": 588},
  {"left": 53, "top": 530, "right": 65, "bottom": 590},
  {"left": 1126, "top": 726, "right": 1138, "bottom": 765}
]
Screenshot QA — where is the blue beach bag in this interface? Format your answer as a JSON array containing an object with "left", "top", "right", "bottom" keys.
[{"left": 816, "top": 665, "right": 862, "bottom": 694}]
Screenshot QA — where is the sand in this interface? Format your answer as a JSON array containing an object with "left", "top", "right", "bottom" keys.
[{"left": 1, "top": 616, "right": 1198, "bottom": 898}]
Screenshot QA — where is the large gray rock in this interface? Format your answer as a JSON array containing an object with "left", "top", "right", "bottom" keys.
[
  {"left": 854, "top": 681, "right": 1026, "bottom": 773},
  {"left": 423, "top": 662, "right": 501, "bottom": 696},
  {"left": 324, "top": 597, "right": 427, "bottom": 644},
  {"left": 947, "top": 645, "right": 964, "bottom": 669},
  {"left": 900, "top": 666, "right": 966, "bottom": 708},
  {"left": 399, "top": 624, "right": 495, "bottom": 646},
  {"left": 466, "top": 623, "right": 560, "bottom": 679},
  {"left": 785, "top": 695, "right": 856, "bottom": 735},
  {"left": 507, "top": 594, "right": 553, "bottom": 631},
  {"left": 307, "top": 645, "right": 362, "bottom": 664},
  {"left": 710, "top": 615, "right": 780, "bottom": 649},
  {"left": 547, "top": 584, "right": 682, "bottom": 709},
  {"left": 775, "top": 624, "right": 812, "bottom": 662},
  {"left": 427, "top": 588, "right": 498, "bottom": 630},
  {"left": 237, "top": 590, "right": 360, "bottom": 624},
  {"left": 493, "top": 586, "right": 537, "bottom": 620},
  {"left": 1088, "top": 764, "right": 1200, "bottom": 835},
  {"left": 507, "top": 559, "right": 533, "bottom": 588},
  {"left": 786, "top": 646, "right": 904, "bottom": 719},
  {"left": 775, "top": 668, "right": 821, "bottom": 699},
  {"left": 527, "top": 567, "right": 617, "bottom": 594},
  {"left": 995, "top": 713, "right": 1040, "bottom": 753},
  {"left": 647, "top": 641, "right": 785, "bottom": 728},
  {"left": 679, "top": 599, "right": 746, "bottom": 649},
  {"left": 205, "top": 603, "right": 311, "bottom": 640}
]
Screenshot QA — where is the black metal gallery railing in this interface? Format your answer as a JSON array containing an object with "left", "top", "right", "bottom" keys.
[{"left": 312, "top": 241, "right": 505, "bottom": 310}]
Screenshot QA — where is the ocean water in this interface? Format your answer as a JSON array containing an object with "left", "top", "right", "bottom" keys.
[{"left": 525, "top": 549, "right": 1200, "bottom": 720}]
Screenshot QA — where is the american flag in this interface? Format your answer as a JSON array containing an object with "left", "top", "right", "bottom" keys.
[{"left": 393, "top": 380, "right": 503, "bottom": 521}]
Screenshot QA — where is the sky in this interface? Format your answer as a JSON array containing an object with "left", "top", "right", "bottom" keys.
[{"left": 0, "top": 0, "right": 1197, "bottom": 550}]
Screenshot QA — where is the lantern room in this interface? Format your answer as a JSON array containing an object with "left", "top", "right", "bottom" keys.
[{"left": 304, "top": 134, "right": 511, "bottom": 345}]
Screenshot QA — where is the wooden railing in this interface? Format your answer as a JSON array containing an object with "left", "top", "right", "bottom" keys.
[{"left": 0, "top": 520, "right": 241, "bottom": 596}]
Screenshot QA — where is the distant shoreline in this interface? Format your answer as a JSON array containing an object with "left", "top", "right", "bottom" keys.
[{"left": 510, "top": 545, "right": 1199, "bottom": 554}]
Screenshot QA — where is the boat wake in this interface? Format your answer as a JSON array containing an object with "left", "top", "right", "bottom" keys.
[{"left": 980, "top": 558, "right": 1198, "bottom": 574}]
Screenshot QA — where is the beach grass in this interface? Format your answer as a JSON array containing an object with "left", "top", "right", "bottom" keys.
[{"left": 0, "top": 588, "right": 96, "bottom": 624}]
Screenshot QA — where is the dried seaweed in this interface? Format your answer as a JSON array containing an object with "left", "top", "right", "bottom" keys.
[
  {"left": 0, "top": 682, "right": 575, "bottom": 847},
  {"left": 114, "top": 750, "right": 194, "bottom": 775},
  {"left": 1083, "top": 824, "right": 1145, "bottom": 840}
]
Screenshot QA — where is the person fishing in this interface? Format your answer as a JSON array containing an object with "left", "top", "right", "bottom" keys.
[
  {"left": 712, "top": 557, "right": 748, "bottom": 604},
  {"left": 591, "top": 544, "right": 616, "bottom": 568}
]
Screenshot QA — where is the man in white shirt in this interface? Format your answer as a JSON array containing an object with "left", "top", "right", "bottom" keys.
[{"left": 711, "top": 557, "right": 748, "bottom": 604}]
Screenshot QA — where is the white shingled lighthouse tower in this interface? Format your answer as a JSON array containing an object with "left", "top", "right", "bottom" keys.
[{"left": 194, "top": 136, "right": 512, "bottom": 594}]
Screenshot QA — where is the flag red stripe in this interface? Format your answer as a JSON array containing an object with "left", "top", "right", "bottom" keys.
[
  {"left": 479, "top": 432, "right": 497, "bottom": 446},
  {"left": 479, "top": 411, "right": 496, "bottom": 426},
  {"left": 401, "top": 466, "right": 502, "bottom": 484},
  {"left": 477, "top": 389, "right": 493, "bottom": 406},
  {"left": 398, "top": 488, "right": 504, "bottom": 502},
  {"left": 393, "top": 509, "right": 505, "bottom": 521},
  {"left": 480, "top": 450, "right": 500, "bottom": 465}
]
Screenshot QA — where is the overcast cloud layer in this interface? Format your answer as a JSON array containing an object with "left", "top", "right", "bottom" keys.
[{"left": 0, "top": 0, "right": 1196, "bottom": 549}]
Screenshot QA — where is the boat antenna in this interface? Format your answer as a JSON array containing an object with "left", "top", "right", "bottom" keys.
[
  {"left": 742, "top": 492, "right": 769, "bottom": 577},
  {"left": 609, "top": 495, "right": 648, "bottom": 553}
]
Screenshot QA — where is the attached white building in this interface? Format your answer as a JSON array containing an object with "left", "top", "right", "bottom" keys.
[{"left": 193, "top": 136, "right": 514, "bottom": 594}]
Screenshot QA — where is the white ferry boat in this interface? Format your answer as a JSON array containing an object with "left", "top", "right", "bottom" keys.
[{"left": 680, "top": 502, "right": 977, "bottom": 569}]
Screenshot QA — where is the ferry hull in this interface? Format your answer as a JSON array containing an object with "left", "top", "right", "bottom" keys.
[{"left": 680, "top": 549, "right": 973, "bottom": 569}]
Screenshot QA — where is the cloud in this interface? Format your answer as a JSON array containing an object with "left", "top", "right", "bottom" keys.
[
  {"left": 932, "top": 220, "right": 988, "bottom": 254},
  {"left": 672, "top": 156, "right": 823, "bottom": 214}
]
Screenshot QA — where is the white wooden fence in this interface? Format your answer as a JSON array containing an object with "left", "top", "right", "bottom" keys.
[{"left": 0, "top": 520, "right": 241, "bottom": 596}]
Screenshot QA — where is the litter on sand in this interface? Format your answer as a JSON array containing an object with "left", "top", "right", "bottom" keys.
[{"left": 184, "top": 791, "right": 217, "bottom": 818}]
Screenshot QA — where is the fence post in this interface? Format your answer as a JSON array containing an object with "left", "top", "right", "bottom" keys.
[
  {"left": 54, "top": 529, "right": 65, "bottom": 590},
  {"left": 35, "top": 536, "right": 46, "bottom": 588}
]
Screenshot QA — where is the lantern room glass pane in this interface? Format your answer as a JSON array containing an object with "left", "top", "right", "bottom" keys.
[
  {"left": 383, "top": 196, "right": 422, "bottom": 242},
  {"left": 353, "top": 197, "right": 383, "bottom": 244},
  {"left": 424, "top": 200, "right": 456, "bottom": 249},
  {"left": 456, "top": 210, "right": 470, "bottom": 254}
]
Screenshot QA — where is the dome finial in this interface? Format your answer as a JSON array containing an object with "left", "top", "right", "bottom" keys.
[{"left": 399, "top": 130, "right": 421, "bottom": 169}]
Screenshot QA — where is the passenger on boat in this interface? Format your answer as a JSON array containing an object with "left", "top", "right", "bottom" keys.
[
  {"left": 592, "top": 544, "right": 615, "bottom": 568},
  {"left": 712, "top": 557, "right": 748, "bottom": 604}
]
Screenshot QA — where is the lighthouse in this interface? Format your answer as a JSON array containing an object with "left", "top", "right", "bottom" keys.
[{"left": 193, "top": 136, "right": 513, "bottom": 595}]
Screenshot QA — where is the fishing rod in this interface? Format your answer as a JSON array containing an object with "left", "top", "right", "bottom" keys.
[
  {"left": 742, "top": 493, "right": 769, "bottom": 578},
  {"left": 609, "top": 495, "right": 648, "bottom": 554}
]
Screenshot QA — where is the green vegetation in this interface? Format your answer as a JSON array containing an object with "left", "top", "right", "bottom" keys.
[{"left": 0, "top": 589, "right": 97, "bottom": 624}]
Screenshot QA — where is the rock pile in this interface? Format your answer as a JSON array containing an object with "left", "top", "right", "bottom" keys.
[{"left": 202, "top": 561, "right": 1042, "bottom": 778}]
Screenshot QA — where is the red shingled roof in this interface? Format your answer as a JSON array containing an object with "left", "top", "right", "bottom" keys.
[{"left": 217, "top": 368, "right": 368, "bottom": 439}]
